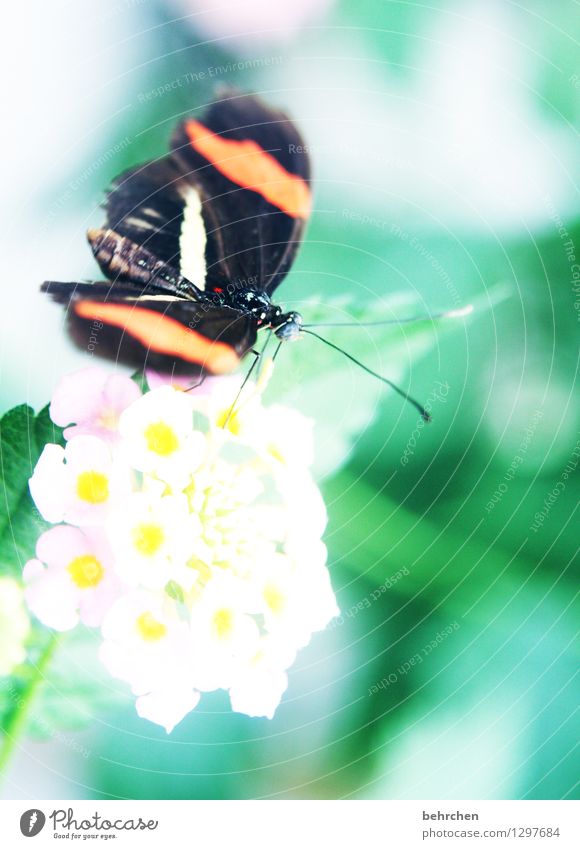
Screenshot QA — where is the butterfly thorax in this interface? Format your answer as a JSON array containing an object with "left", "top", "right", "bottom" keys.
[
  {"left": 220, "top": 286, "right": 303, "bottom": 340},
  {"left": 223, "top": 287, "right": 273, "bottom": 321}
]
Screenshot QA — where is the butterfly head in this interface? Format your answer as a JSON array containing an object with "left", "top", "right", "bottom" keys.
[{"left": 272, "top": 311, "right": 303, "bottom": 341}]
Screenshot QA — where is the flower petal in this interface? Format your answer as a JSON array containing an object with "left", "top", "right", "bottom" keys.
[
  {"left": 50, "top": 367, "right": 108, "bottom": 427},
  {"left": 29, "top": 444, "right": 67, "bottom": 523},
  {"left": 136, "top": 688, "right": 200, "bottom": 733}
]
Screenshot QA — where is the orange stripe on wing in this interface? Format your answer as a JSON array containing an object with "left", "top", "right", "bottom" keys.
[
  {"left": 74, "top": 301, "right": 240, "bottom": 374},
  {"left": 184, "top": 119, "right": 311, "bottom": 219}
]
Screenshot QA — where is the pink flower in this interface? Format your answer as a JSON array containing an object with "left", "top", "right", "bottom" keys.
[
  {"left": 29, "top": 436, "right": 130, "bottom": 527},
  {"left": 23, "top": 525, "right": 123, "bottom": 630},
  {"left": 145, "top": 370, "right": 197, "bottom": 392},
  {"left": 50, "top": 367, "right": 141, "bottom": 442},
  {"left": 144, "top": 370, "right": 237, "bottom": 398}
]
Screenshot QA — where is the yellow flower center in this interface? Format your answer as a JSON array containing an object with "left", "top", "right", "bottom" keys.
[
  {"left": 76, "top": 470, "right": 109, "bottom": 504},
  {"left": 136, "top": 611, "right": 167, "bottom": 641},
  {"left": 67, "top": 554, "right": 105, "bottom": 588},
  {"left": 212, "top": 608, "right": 234, "bottom": 640},
  {"left": 144, "top": 421, "right": 180, "bottom": 456},
  {"left": 264, "top": 584, "right": 286, "bottom": 615},
  {"left": 132, "top": 523, "right": 165, "bottom": 556}
]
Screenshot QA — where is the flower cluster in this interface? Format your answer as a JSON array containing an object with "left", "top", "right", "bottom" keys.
[{"left": 24, "top": 367, "right": 338, "bottom": 731}]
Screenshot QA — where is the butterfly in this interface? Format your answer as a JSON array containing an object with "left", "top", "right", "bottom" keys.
[
  {"left": 43, "top": 89, "right": 434, "bottom": 420},
  {"left": 43, "top": 89, "right": 310, "bottom": 378}
]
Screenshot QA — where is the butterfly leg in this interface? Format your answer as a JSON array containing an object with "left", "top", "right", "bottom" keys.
[
  {"left": 256, "top": 328, "right": 273, "bottom": 379},
  {"left": 184, "top": 374, "right": 208, "bottom": 393},
  {"left": 221, "top": 349, "right": 261, "bottom": 430}
]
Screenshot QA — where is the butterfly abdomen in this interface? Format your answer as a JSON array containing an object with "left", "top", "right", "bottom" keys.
[{"left": 87, "top": 228, "right": 196, "bottom": 297}]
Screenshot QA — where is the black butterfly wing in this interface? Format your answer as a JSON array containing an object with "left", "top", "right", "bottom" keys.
[
  {"left": 94, "top": 91, "right": 311, "bottom": 297},
  {"left": 42, "top": 281, "right": 256, "bottom": 376},
  {"left": 90, "top": 154, "right": 211, "bottom": 298},
  {"left": 171, "top": 89, "right": 311, "bottom": 295}
]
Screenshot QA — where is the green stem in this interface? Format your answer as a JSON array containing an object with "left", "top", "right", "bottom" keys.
[{"left": 0, "top": 633, "right": 58, "bottom": 778}]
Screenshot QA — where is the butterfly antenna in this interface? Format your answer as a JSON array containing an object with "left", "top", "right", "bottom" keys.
[
  {"left": 222, "top": 350, "right": 261, "bottom": 430},
  {"left": 303, "top": 304, "right": 473, "bottom": 329},
  {"left": 301, "top": 328, "right": 431, "bottom": 422}
]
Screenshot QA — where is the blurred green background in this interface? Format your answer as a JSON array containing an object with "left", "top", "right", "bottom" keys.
[{"left": 1, "top": 0, "right": 578, "bottom": 800}]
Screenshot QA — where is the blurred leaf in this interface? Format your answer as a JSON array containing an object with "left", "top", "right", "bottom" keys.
[
  {"left": 267, "top": 287, "right": 506, "bottom": 477},
  {"left": 324, "top": 468, "right": 579, "bottom": 799},
  {"left": 0, "top": 626, "right": 57, "bottom": 754},
  {"left": 27, "top": 627, "right": 131, "bottom": 739},
  {"left": 0, "top": 625, "right": 130, "bottom": 748},
  {"left": 323, "top": 469, "right": 579, "bottom": 636},
  {"left": 335, "top": 0, "right": 443, "bottom": 80}
]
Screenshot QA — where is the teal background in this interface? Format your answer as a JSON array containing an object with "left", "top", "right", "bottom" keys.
[{"left": 0, "top": 0, "right": 578, "bottom": 800}]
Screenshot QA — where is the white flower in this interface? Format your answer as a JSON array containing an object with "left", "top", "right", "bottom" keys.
[
  {"left": 257, "top": 552, "right": 339, "bottom": 649},
  {"left": 189, "top": 574, "right": 261, "bottom": 692},
  {"left": 0, "top": 577, "right": 30, "bottom": 675},
  {"left": 136, "top": 687, "right": 200, "bottom": 734},
  {"left": 255, "top": 404, "right": 316, "bottom": 470},
  {"left": 107, "top": 491, "right": 195, "bottom": 590},
  {"left": 118, "top": 386, "right": 205, "bottom": 488},
  {"left": 229, "top": 637, "right": 290, "bottom": 719},
  {"left": 189, "top": 376, "right": 262, "bottom": 440},
  {"left": 29, "top": 436, "right": 129, "bottom": 526},
  {"left": 23, "top": 525, "right": 122, "bottom": 631},
  {"left": 279, "top": 473, "right": 328, "bottom": 541},
  {"left": 100, "top": 590, "right": 198, "bottom": 714}
]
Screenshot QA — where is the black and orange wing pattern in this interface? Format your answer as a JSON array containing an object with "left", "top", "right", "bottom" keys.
[
  {"left": 97, "top": 89, "right": 311, "bottom": 295},
  {"left": 44, "top": 281, "right": 256, "bottom": 375},
  {"left": 42, "top": 90, "right": 311, "bottom": 375},
  {"left": 170, "top": 89, "right": 311, "bottom": 294}
]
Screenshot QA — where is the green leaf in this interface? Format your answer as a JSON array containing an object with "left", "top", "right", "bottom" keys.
[
  {"left": 34, "top": 404, "right": 65, "bottom": 450},
  {"left": 0, "top": 404, "right": 64, "bottom": 577},
  {"left": 131, "top": 370, "right": 150, "bottom": 394}
]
